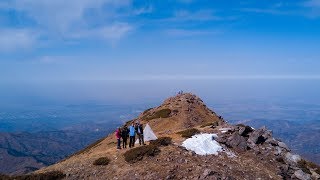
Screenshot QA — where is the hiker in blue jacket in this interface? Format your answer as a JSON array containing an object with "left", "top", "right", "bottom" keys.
[{"left": 129, "top": 122, "right": 136, "bottom": 148}]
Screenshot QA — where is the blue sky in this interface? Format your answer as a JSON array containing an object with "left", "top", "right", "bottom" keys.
[{"left": 0, "top": 0, "right": 320, "bottom": 82}]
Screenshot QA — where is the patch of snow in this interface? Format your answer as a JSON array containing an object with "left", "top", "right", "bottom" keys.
[
  {"left": 182, "top": 134, "right": 223, "bottom": 155},
  {"left": 219, "top": 128, "right": 232, "bottom": 133}
]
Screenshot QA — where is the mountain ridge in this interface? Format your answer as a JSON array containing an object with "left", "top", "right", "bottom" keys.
[{"left": 6, "top": 93, "right": 320, "bottom": 180}]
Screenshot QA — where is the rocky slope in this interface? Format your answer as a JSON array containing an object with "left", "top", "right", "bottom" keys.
[{"left": 20, "top": 93, "right": 320, "bottom": 179}]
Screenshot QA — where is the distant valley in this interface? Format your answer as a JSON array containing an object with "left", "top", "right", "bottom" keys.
[
  {"left": 0, "top": 129, "right": 107, "bottom": 174},
  {"left": 0, "top": 104, "right": 144, "bottom": 175}
]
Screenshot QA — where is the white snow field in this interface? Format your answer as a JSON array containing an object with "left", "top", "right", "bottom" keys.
[
  {"left": 219, "top": 128, "right": 232, "bottom": 133},
  {"left": 182, "top": 133, "right": 223, "bottom": 155}
]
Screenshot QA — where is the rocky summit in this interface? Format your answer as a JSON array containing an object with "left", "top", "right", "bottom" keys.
[{"left": 5, "top": 93, "right": 320, "bottom": 180}]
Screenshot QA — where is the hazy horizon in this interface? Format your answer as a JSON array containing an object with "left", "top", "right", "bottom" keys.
[{"left": 1, "top": 79, "right": 320, "bottom": 106}]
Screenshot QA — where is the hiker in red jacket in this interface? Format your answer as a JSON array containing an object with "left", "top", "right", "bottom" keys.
[{"left": 115, "top": 127, "right": 122, "bottom": 149}]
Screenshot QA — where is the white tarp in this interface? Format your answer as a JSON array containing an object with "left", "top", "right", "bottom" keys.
[
  {"left": 135, "top": 123, "right": 158, "bottom": 144},
  {"left": 144, "top": 123, "right": 158, "bottom": 141},
  {"left": 182, "top": 133, "right": 223, "bottom": 155}
]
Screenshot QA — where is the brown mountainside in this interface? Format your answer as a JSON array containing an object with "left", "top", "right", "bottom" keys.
[{"left": 15, "top": 93, "right": 320, "bottom": 180}]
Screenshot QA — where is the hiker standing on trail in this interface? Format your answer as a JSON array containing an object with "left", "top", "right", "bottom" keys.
[
  {"left": 121, "top": 125, "right": 129, "bottom": 148},
  {"left": 134, "top": 122, "right": 140, "bottom": 144},
  {"left": 137, "top": 123, "right": 145, "bottom": 145},
  {"left": 115, "top": 127, "right": 122, "bottom": 149},
  {"left": 129, "top": 123, "right": 136, "bottom": 148}
]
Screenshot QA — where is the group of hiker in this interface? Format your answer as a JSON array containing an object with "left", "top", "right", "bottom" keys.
[{"left": 115, "top": 121, "right": 145, "bottom": 149}]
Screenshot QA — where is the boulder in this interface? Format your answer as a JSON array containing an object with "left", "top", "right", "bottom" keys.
[
  {"left": 278, "top": 164, "right": 290, "bottom": 179},
  {"left": 285, "top": 152, "right": 301, "bottom": 166},
  {"left": 294, "top": 170, "right": 311, "bottom": 180},
  {"left": 238, "top": 126, "right": 253, "bottom": 137},
  {"left": 227, "top": 133, "right": 248, "bottom": 151},
  {"left": 248, "top": 126, "right": 272, "bottom": 147},
  {"left": 265, "top": 138, "right": 278, "bottom": 146},
  {"left": 278, "top": 142, "right": 290, "bottom": 151},
  {"left": 215, "top": 135, "right": 227, "bottom": 144},
  {"left": 274, "top": 147, "right": 283, "bottom": 156}
]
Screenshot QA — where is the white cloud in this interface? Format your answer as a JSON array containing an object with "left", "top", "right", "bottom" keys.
[
  {"left": 159, "top": 9, "right": 237, "bottom": 24},
  {"left": 240, "top": 1, "right": 320, "bottom": 18},
  {"left": 0, "top": 0, "right": 134, "bottom": 47},
  {"left": 5, "top": 0, "right": 131, "bottom": 32},
  {"left": 239, "top": 8, "right": 293, "bottom": 15},
  {"left": 100, "top": 23, "right": 133, "bottom": 40},
  {"left": 0, "top": 29, "right": 38, "bottom": 52},
  {"left": 133, "top": 6, "right": 153, "bottom": 15},
  {"left": 69, "top": 22, "right": 133, "bottom": 41}
]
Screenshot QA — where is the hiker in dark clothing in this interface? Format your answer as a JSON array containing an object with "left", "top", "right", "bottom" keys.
[
  {"left": 129, "top": 123, "right": 136, "bottom": 148},
  {"left": 138, "top": 123, "right": 145, "bottom": 145},
  {"left": 121, "top": 125, "right": 129, "bottom": 148},
  {"left": 135, "top": 122, "right": 145, "bottom": 145}
]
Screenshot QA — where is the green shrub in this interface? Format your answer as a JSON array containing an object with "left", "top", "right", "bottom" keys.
[
  {"left": 200, "top": 121, "right": 218, "bottom": 128},
  {"left": 93, "top": 157, "right": 110, "bottom": 166},
  {"left": 142, "top": 109, "right": 171, "bottom": 121},
  {"left": 297, "top": 160, "right": 312, "bottom": 174},
  {"left": 123, "top": 145, "right": 160, "bottom": 163},
  {"left": 143, "top": 108, "right": 153, "bottom": 114},
  {"left": 150, "top": 137, "right": 172, "bottom": 147},
  {"left": 177, "top": 128, "right": 200, "bottom": 138},
  {"left": 8, "top": 171, "right": 66, "bottom": 180}
]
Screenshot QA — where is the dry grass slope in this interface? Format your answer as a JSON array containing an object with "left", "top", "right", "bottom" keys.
[
  {"left": 200, "top": 121, "right": 219, "bottom": 128},
  {"left": 177, "top": 128, "right": 200, "bottom": 138}
]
